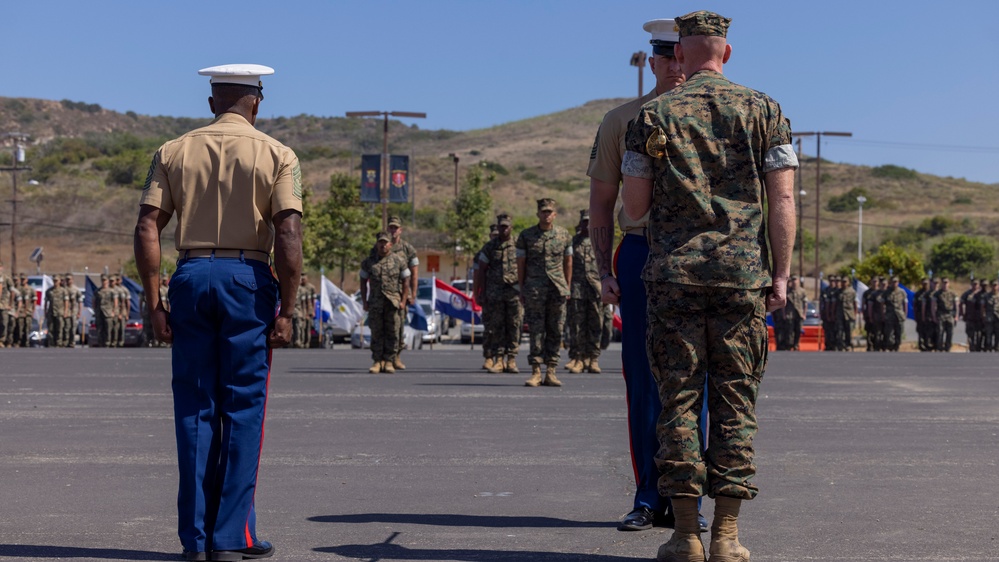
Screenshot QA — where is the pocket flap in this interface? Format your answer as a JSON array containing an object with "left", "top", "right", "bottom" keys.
[{"left": 233, "top": 274, "right": 259, "bottom": 291}]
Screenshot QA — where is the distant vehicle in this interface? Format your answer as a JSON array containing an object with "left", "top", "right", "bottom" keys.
[
  {"left": 804, "top": 301, "right": 820, "bottom": 326},
  {"left": 417, "top": 299, "right": 445, "bottom": 344},
  {"left": 417, "top": 278, "right": 434, "bottom": 301},
  {"left": 87, "top": 317, "right": 146, "bottom": 347},
  {"left": 450, "top": 279, "right": 473, "bottom": 295},
  {"left": 459, "top": 320, "right": 485, "bottom": 344}
]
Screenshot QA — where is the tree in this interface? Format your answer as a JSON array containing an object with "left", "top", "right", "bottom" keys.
[
  {"left": 852, "top": 241, "right": 925, "bottom": 287},
  {"left": 927, "top": 235, "right": 994, "bottom": 279},
  {"left": 302, "top": 173, "right": 381, "bottom": 285},
  {"left": 443, "top": 166, "right": 494, "bottom": 276}
]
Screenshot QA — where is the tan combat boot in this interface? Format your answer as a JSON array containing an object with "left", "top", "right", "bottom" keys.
[
  {"left": 587, "top": 356, "right": 602, "bottom": 374},
  {"left": 382, "top": 360, "right": 396, "bottom": 374},
  {"left": 486, "top": 356, "right": 503, "bottom": 373},
  {"left": 658, "top": 497, "right": 705, "bottom": 562},
  {"left": 393, "top": 356, "right": 406, "bottom": 370},
  {"left": 368, "top": 361, "right": 382, "bottom": 374},
  {"left": 708, "top": 496, "right": 749, "bottom": 562},
  {"left": 504, "top": 355, "right": 519, "bottom": 374},
  {"left": 524, "top": 365, "right": 543, "bottom": 387},
  {"left": 543, "top": 365, "right": 562, "bottom": 387},
  {"left": 565, "top": 358, "right": 583, "bottom": 373},
  {"left": 482, "top": 356, "right": 495, "bottom": 371}
]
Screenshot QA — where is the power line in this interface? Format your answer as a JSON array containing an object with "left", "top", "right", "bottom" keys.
[{"left": 823, "top": 137, "right": 999, "bottom": 154}]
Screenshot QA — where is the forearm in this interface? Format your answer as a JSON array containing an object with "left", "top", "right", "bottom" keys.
[
  {"left": 133, "top": 205, "right": 168, "bottom": 310},
  {"left": 272, "top": 210, "right": 303, "bottom": 318},
  {"left": 765, "top": 168, "right": 796, "bottom": 280},
  {"left": 589, "top": 178, "right": 618, "bottom": 277}
]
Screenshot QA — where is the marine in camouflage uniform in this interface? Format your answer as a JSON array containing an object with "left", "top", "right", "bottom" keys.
[
  {"left": 63, "top": 274, "right": 82, "bottom": 347},
  {"left": 566, "top": 210, "right": 603, "bottom": 373},
  {"left": 0, "top": 266, "right": 13, "bottom": 347},
  {"left": 475, "top": 223, "right": 500, "bottom": 370},
  {"left": 959, "top": 280, "right": 980, "bottom": 351},
  {"left": 913, "top": 279, "right": 930, "bottom": 351},
  {"left": 923, "top": 278, "right": 940, "bottom": 351},
  {"left": 822, "top": 276, "right": 841, "bottom": 351},
  {"left": 45, "top": 277, "right": 65, "bottom": 347},
  {"left": 934, "top": 278, "right": 956, "bottom": 352},
  {"left": 473, "top": 214, "right": 522, "bottom": 373},
  {"left": 620, "top": 11, "right": 798, "bottom": 560},
  {"left": 360, "top": 232, "right": 411, "bottom": 373},
  {"left": 294, "top": 273, "right": 316, "bottom": 348},
  {"left": 116, "top": 274, "right": 131, "bottom": 347},
  {"left": 379, "top": 215, "right": 419, "bottom": 370},
  {"left": 881, "top": 277, "right": 907, "bottom": 351},
  {"left": 15, "top": 274, "right": 32, "bottom": 347},
  {"left": 839, "top": 277, "right": 857, "bottom": 351},
  {"left": 516, "top": 198, "right": 573, "bottom": 387},
  {"left": 785, "top": 277, "right": 807, "bottom": 350},
  {"left": 157, "top": 274, "right": 171, "bottom": 347},
  {"left": 981, "top": 281, "right": 999, "bottom": 352},
  {"left": 96, "top": 274, "right": 117, "bottom": 347}
]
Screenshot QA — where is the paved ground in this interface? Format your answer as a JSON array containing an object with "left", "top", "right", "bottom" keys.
[{"left": 0, "top": 345, "right": 997, "bottom": 561}]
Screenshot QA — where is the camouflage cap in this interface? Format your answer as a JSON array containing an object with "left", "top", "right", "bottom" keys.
[
  {"left": 489, "top": 224, "right": 498, "bottom": 233},
  {"left": 877, "top": 276, "right": 886, "bottom": 282},
  {"left": 675, "top": 10, "right": 731, "bottom": 38},
  {"left": 496, "top": 213, "right": 512, "bottom": 226},
  {"left": 921, "top": 278, "right": 929, "bottom": 285},
  {"left": 579, "top": 209, "right": 590, "bottom": 222},
  {"left": 100, "top": 273, "right": 109, "bottom": 281},
  {"left": 991, "top": 280, "right": 998, "bottom": 287},
  {"left": 891, "top": 276, "right": 900, "bottom": 282},
  {"left": 376, "top": 231, "right": 391, "bottom": 242},
  {"left": 64, "top": 273, "right": 73, "bottom": 281},
  {"left": 18, "top": 273, "right": 27, "bottom": 279},
  {"left": 387, "top": 216, "right": 403, "bottom": 227},
  {"left": 537, "top": 198, "right": 556, "bottom": 212}
]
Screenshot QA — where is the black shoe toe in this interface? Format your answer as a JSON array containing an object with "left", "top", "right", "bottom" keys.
[
  {"left": 211, "top": 541, "right": 274, "bottom": 561},
  {"left": 618, "top": 507, "right": 655, "bottom": 531}
]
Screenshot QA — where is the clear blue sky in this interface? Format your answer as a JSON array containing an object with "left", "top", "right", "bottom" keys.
[{"left": 6, "top": 0, "right": 999, "bottom": 183}]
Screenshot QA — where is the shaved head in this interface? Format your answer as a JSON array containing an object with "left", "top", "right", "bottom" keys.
[{"left": 675, "top": 35, "right": 731, "bottom": 76}]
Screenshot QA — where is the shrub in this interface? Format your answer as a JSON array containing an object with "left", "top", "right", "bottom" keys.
[{"left": 871, "top": 164, "right": 917, "bottom": 180}]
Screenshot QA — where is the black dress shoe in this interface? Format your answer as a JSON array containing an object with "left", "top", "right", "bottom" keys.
[
  {"left": 211, "top": 541, "right": 275, "bottom": 561},
  {"left": 618, "top": 507, "right": 655, "bottom": 531},
  {"left": 182, "top": 551, "right": 207, "bottom": 561}
]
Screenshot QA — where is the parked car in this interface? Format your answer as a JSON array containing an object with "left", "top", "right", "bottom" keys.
[
  {"left": 459, "top": 319, "right": 485, "bottom": 344},
  {"left": 804, "top": 301, "right": 820, "bottom": 326},
  {"left": 87, "top": 316, "right": 146, "bottom": 347},
  {"left": 351, "top": 312, "right": 420, "bottom": 350},
  {"left": 450, "top": 279, "right": 473, "bottom": 295},
  {"left": 417, "top": 299, "right": 444, "bottom": 344}
]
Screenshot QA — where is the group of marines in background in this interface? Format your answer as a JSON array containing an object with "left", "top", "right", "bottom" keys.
[
  {"left": 955, "top": 278, "right": 999, "bottom": 352},
  {"left": 0, "top": 269, "right": 40, "bottom": 348}
]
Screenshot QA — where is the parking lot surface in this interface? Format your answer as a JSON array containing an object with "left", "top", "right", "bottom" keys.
[{"left": 0, "top": 347, "right": 996, "bottom": 561}]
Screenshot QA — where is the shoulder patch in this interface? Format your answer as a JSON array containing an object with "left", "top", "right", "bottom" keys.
[{"left": 292, "top": 162, "right": 303, "bottom": 200}]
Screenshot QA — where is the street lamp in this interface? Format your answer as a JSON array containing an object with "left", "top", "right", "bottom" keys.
[
  {"left": 344, "top": 111, "right": 426, "bottom": 230},
  {"left": 629, "top": 51, "right": 647, "bottom": 97},
  {"left": 793, "top": 130, "right": 853, "bottom": 299},
  {"left": 447, "top": 153, "right": 460, "bottom": 280},
  {"left": 798, "top": 189, "right": 806, "bottom": 278},
  {"left": 856, "top": 195, "right": 867, "bottom": 262}
]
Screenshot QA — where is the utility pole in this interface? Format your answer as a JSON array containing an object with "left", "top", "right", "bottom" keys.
[
  {"left": 448, "top": 153, "right": 460, "bottom": 281},
  {"left": 1, "top": 133, "right": 31, "bottom": 274},
  {"left": 344, "top": 111, "right": 426, "bottom": 230},
  {"left": 796, "top": 138, "right": 804, "bottom": 280},
  {"left": 793, "top": 131, "right": 852, "bottom": 299},
  {"left": 629, "top": 51, "right": 647, "bottom": 97}
]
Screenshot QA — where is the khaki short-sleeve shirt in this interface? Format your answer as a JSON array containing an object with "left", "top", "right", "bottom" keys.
[
  {"left": 587, "top": 90, "right": 657, "bottom": 232},
  {"left": 140, "top": 112, "right": 303, "bottom": 253}
]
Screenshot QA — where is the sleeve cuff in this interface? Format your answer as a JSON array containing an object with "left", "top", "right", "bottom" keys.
[
  {"left": 621, "top": 151, "right": 654, "bottom": 179},
  {"left": 764, "top": 144, "right": 799, "bottom": 172}
]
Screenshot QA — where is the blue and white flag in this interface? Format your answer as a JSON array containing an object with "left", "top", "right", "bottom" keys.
[{"left": 320, "top": 275, "right": 363, "bottom": 332}]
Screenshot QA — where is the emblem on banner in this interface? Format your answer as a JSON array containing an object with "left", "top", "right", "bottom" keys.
[
  {"left": 365, "top": 169, "right": 377, "bottom": 186},
  {"left": 391, "top": 169, "right": 407, "bottom": 188}
]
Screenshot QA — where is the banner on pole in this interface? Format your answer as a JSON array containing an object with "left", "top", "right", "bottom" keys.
[
  {"left": 388, "top": 155, "right": 409, "bottom": 203},
  {"left": 360, "top": 154, "right": 381, "bottom": 203}
]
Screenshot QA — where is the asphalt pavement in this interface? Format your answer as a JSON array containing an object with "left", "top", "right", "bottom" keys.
[{"left": 0, "top": 345, "right": 996, "bottom": 561}]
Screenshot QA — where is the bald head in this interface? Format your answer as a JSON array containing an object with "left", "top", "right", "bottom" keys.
[{"left": 675, "top": 35, "right": 731, "bottom": 76}]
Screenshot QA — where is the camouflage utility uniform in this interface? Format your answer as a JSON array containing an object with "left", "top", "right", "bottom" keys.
[
  {"left": 360, "top": 250, "right": 410, "bottom": 367},
  {"left": 477, "top": 232, "right": 523, "bottom": 370},
  {"left": 516, "top": 219, "right": 573, "bottom": 373},
  {"left": 623, "top": 67, "right": 796, "bottom": 499},
  {"left": 0, "top": 270, "right": 13, "bottom": 347},
  {"left": 568, "top": 228, "right": 602, "bottom": 370}
]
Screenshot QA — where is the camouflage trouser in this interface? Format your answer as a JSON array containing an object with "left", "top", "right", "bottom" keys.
[
  {"left": 101, "top": 315, "right": 115, "bottom": 347},
  {"left": 17, "top": 316, "right": 30, "bottom": 347},
  {"left": 369, "top": 297, "right": 402, "bottom": 363},
  {"left": 938, "top": 318, "right": 954, "bottom": 351},
  {"left": 479, "top": 305, "right": 492, "bottom": 358},
  {"left": 396, "top": 304, "right": 407, "bottom": 354},
  {"left": 567, "top": 297, "right": 602, "bottom": 360},
  {"left": 0, "top": 309, "right": 9, "bottom": 345},
  {"left": 523, "top": 281, "right": 567, "bottom": 367},
  {"left": 884, "top": 317, "right": 903, "bottom": 351},
  {"left": 293, "top": 315, "right": 308, "bottom": 348},
  {"left": 48, "top": 315, "right": 63, "bottom": 347},
  {"left": 646, "top": 282, "right": 767, "bottom": 500},
  {"left": 789, "top": 316, "right": 802, "bottom": 349},
  {"left": 61, "top": 315, "right": 76, "bottom": 347},
  {"left": 483, "top": 287, "right": 523, "bottom": 358},
  {"left": 966, "top": 320, "right": 981, "bottom": 351},
  {"left": 841, "top": 318, "right": 854, "bottom": 350}
]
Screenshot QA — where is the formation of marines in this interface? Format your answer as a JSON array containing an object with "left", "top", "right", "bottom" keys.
[
  {"left": 293, "top": 272, "right": 317, "bottom": 348},
  {"left": 913, "top": 277, "right": 958, "bottom": 352},
  {"left": 93, "top": 273, "right": 133, "bottom": 347},
  {"left": 819, "top": 275, "right": 858, "bottom": 351},
  {"left": 43, "top": 273, "right": 84, "bottom": 347},
  {"left": 860, "top": 276, "right": 908, "bottom": 351},
  {"left": 959, "top": 278, "right": 999, "bottom": 352},
  {"left": 0, "top": 270, "right": 34, "bottom": 348}
]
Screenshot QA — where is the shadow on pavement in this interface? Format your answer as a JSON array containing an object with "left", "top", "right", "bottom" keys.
[
  {"left": 0, "top": 545, "right": 178, "bottom": 560},
  {"left": 315, "top": 532, "right": 644, "bottom": 561},
  {"left": 309, "top": 513, "right": 616, "bottom": 528}
]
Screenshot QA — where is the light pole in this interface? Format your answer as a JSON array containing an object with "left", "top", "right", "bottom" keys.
[
  {"left": 793, "top": 131, "right": 853, "bottom": 299},
  {"left": 447, "top": 153, "right": 460, "bottom": 280},
  {"left": 629, "top": 51, "right": 647, "bottom": 97},
  {"left": 2, "top": 133, "right": 31, "bottom": 274},
  {"left": 344, "top": 111, "right": 426, "bottom": 230},
  {"left": 798, "top": 189, "right": 806, "bottom": 279},
  {"left": 856, "top": 195, "right": 867, "bottom": 262}
]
